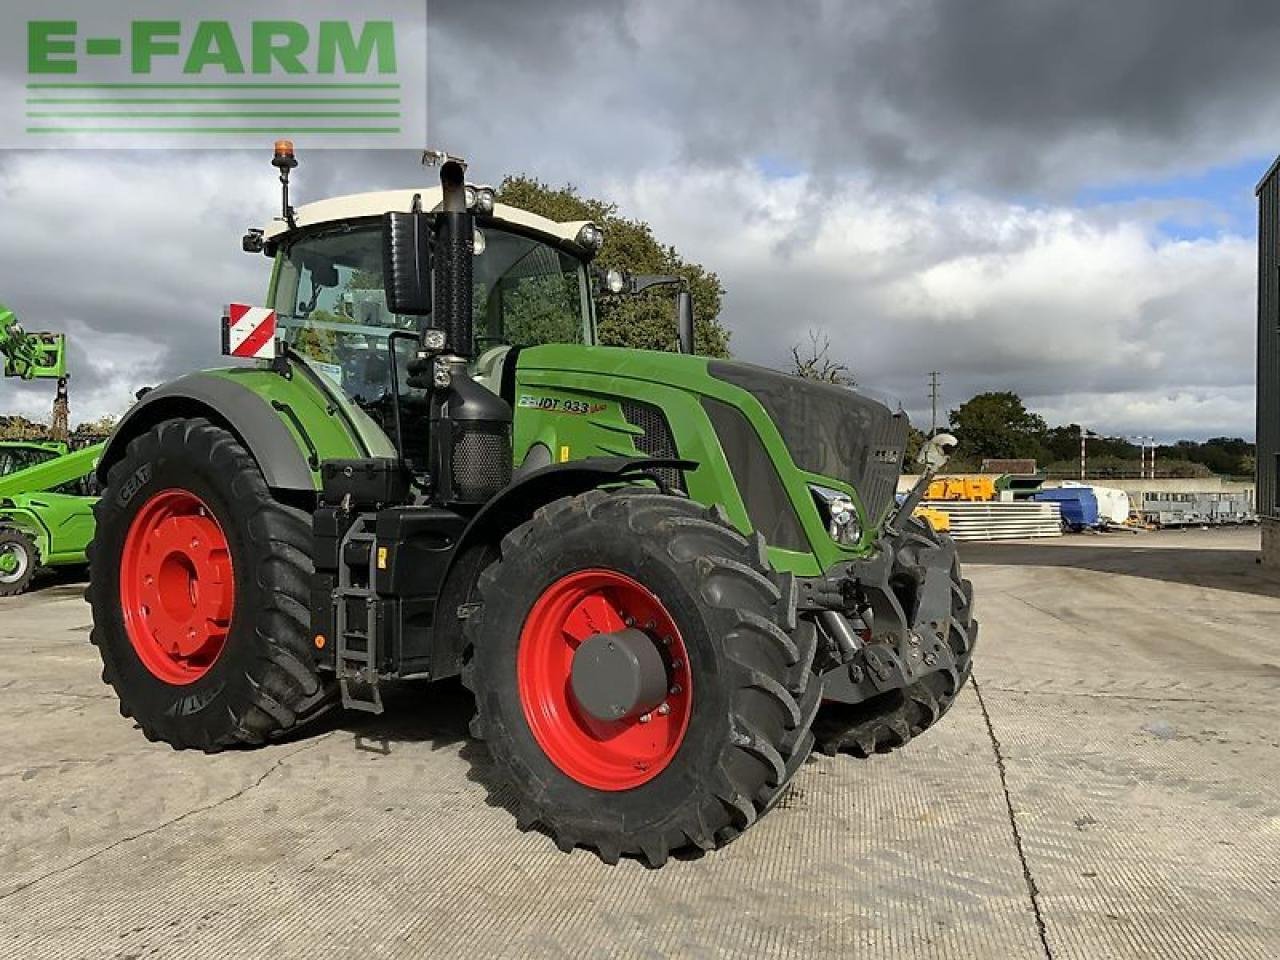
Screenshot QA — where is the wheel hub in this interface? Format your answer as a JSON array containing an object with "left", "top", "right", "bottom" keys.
[
  {"left": 0, "top": 544, "right": 27, "bottom": 582},
  {"left": 570, "top": 627, "right": 669, "bottom": 722},
  {"left": 120, "top": 490, "right": 235, "bottom": 685},
  {"left": 517, "top": 569, "right": 692, "bottom": 791}
]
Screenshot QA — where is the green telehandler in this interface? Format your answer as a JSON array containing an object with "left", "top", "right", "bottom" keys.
[
  {"left": 0, "top": 307, "right": 102, "bottom": 595},
  {"left": 86, "top": 144, "right": 976, "bottom": 864}
]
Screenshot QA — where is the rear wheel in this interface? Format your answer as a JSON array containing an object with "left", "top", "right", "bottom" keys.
[
  {"left": 0, "top": 528, "right": 38, "bottom": 597},
  {"left": 814, "top": 516, "right": 977, "bottom": 757},
  {"left": 88, "top": 418, "right": 333, "bottom": 750},
  {"left": 465, "top": 490, "right": 818, "bottom": 865}
]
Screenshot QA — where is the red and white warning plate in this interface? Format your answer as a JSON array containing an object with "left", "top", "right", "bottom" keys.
[{"left": 222, "top": 303, "right": 278, "bottom": 360}]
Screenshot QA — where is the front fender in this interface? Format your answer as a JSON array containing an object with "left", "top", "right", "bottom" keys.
[{"left": 459, "top": 456, "right": 696, "bottom": 553}]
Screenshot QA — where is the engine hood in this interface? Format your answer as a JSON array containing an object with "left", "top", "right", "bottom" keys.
[{"left": 708, "top": 359, "right": 909, "bottom": 522}]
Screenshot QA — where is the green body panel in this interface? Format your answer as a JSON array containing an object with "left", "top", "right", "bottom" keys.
[
  {"left": 513, "top": 344, "right": 871, "bottom": 576},
  {"left": 205, "top": 360, "right": 394, "bottom": 487},
  {"left": 0, "top": 492, "right": 96, "bottom": 566},
  {"left": 0, "top": 442, "right": 102, "bottom": 499}
]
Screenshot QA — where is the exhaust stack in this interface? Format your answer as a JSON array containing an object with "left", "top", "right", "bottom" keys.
[{"left": 422, "top": 151, "right": 513, "bottom": 506}]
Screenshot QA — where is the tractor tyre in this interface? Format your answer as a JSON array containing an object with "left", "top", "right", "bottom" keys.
[
  {"left": 464, "top": 489, "right": 819, "bottom": 866},
  {"left": 87, "top": 418, "right": 334, "bottom": 751},
  {"left": 0, "top": 527, "right": 39, "bottom": 597},
  {"left": 814, "top": 515, "right": 977, "bottom": 757}
]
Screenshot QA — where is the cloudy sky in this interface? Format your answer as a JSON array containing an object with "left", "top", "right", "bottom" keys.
[{"left": 1, "top": 0, "right": 1276, "bottom": 440}]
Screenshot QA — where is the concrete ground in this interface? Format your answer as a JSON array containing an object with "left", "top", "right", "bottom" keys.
[{"left": 2, "top": 527, "right": 1277, "bottom": 959}]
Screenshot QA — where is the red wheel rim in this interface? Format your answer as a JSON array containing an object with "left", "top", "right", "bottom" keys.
[
  {"left": 120, "top": 489, "right": 235, "bottom": 685},
  {"left": 517, "top": 569, "right": 692, "bottom": 791}
]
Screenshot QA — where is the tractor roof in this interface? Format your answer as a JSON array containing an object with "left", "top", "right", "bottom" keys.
[{"left": 262, "top": 188, "right": 593, "bottom": 248}]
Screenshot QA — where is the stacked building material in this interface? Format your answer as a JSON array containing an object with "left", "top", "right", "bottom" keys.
[{"left": 921, "top": 500, "right": 1063, "bottom": 541}]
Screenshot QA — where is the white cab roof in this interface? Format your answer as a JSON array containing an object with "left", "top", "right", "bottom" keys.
[{"left": 262, "top": 187, "right": 592, "bottom": 248}]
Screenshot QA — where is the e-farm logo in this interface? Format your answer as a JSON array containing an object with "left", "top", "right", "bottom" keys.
[{"left": 1, "top": 1, "right": 427, "bottom": 149}]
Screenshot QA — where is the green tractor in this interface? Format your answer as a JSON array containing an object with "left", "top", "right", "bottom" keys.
[
  {"left": 0, "top": 308, "right": 101, "bottom": 595},
  {"left": 87, "top": 145, "right": 976, "bottom": 865}
]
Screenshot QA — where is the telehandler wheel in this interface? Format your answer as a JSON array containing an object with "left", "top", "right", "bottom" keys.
[
  {"left": 87, "top": 417, "right": 333, "bottom": 751},
  {"left": 0, "top": 527, "right": 38, "bottom": 597},
  {"left": 464, "top": 489, "right": 819, "bottom": 866},
  {"left": 814, "top": 515, "right": 977, "bottom": 757}
]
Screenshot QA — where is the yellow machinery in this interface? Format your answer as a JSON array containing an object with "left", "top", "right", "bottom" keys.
[
  {"left": 926, "top": 476, "right": 996, "bottom": 502},
  {"left": 913, "top": 505, "right": 951, "bottom": 532}
]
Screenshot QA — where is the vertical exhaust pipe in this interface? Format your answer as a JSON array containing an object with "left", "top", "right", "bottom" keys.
[
  {"left": 433, "top": 159, "right": 474, "bottom": 357},
  {"left": 426, "top": 154, "right": 513, "bottom": 506}
]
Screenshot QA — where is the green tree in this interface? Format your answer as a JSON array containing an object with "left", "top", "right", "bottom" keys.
[
  {"left": 71, "top": 415, "right": 117, "bottom": 439},
  {"left": 495, "top": 176, "right": 730, "bottom": 357},
  {"left": 948, "top": 391, "right": 1047, "bottom": 460},
  {"left": 904, "top": 424, "right": 927, "bottom": 465}
]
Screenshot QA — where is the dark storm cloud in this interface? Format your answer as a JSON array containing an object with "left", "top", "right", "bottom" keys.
[
  {"left": 1, "top": 0, "right": 1273, "bottom": 438},
  {"left": 425, "top": 0, "right": 1280, "bottom": 193}
]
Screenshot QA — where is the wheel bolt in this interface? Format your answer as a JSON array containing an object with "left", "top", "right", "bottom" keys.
[
  {"left": 671, "top": 660, "right": 683, "bottom": 670},
  {"left": 669, "top": 684, "right": 682, "bottom": 695},
  {"left": 657, "top": 703, "right": 671, "bottom": 716},
  {"left": 924, "top": 653, "right": 938, "bottom": 666},
  {"left": 639, "top": 713, "right": 651, "bottom": 724}
]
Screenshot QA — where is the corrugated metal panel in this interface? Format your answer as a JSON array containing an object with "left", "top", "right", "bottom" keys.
[
  {"left": 1257, "top": 158, "right": 1279, "bottom": 519},
  {"left": 921, "top": 500, "right": 1063, "bottom": 541}
]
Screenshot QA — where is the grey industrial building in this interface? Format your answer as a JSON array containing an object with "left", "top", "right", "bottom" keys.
[{"left": 1257, "top": 156, "right": 1280, "bottom": 567}]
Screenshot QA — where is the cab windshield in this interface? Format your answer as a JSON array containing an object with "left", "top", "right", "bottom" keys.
[{"left": 271, "top": 220, "right": 592, "bottom": 405}]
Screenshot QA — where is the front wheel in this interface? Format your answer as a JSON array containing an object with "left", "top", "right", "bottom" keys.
[
  {"left": 464, "top": 490, "right": 819, "bottom": 866},
  {"left": 87, "top": 417, "right": 333, "bottom": 750},
  {"left": 0, "top": 527, "right": 38, "bottom": 597}
]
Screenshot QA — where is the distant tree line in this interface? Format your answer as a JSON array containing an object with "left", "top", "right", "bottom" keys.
[
  {"left": 0, "top": 414, "right": 116, "bottom": 443},
  {"left": 784, "top": 345, "right": 1254, "bottom": 478},
  {"left": 945, "top": 392, "right": 1254, "bottom": 478}
]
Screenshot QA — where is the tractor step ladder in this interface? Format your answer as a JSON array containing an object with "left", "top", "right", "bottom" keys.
[{"left": 334, "top": 523, "right": 384, "bottom": 714}]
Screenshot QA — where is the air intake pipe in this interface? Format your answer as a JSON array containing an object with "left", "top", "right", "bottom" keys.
[{"left": 427, "top": 155, "right": 513, "bottom": 506}]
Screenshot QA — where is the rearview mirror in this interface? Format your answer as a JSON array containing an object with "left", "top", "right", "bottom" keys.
[
  {"left": 676, "top": 290, "right": 695, "bottom": 355},
  {"left": 383, "top": 212, "right": 433, "bottom": 316}
]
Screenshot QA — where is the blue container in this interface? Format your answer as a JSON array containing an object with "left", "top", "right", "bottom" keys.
[{"left": 1032, "top": 488, "right": 1099, "bottom": 530}]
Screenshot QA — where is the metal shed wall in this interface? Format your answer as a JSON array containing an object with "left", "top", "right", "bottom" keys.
[{"left": 1256, "top": 157, "right": 1280, "bottom": 527}]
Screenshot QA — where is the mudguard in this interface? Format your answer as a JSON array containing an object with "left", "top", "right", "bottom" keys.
[
  {"left": 98, "top": 371, "right": 356, "bottom": 493},
  {"left": 459, "top": 455, "right": 696, "bottom": 554}
]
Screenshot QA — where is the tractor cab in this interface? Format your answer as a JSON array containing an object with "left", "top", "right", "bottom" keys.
[{"left": 256, "top": 184, "right": 601, "bottom": 450}]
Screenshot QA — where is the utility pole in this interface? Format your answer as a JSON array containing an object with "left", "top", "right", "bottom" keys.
[
  {"left": 1079, "top": 425, "right": 1087, "bottom": 481},
  {"left": 1129, "top": 436, "right": 1152, "bottom": 479},
  {"left": 928, "top": 371, "right": 941, "bottom": 436}
]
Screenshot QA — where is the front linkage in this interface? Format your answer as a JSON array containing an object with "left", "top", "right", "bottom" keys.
[
  {"left": 797, "top": 436, "right": 978, "bottom": 756},
  {"left": 799, "top": 516, "right": 977, "bottom": 755}
]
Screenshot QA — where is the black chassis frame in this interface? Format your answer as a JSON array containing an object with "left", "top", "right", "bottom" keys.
[
  {"left": 309, "top": 456, "right": 696, "bottom": 682},
  {"left": 796, "top": 526, "right": 961, "bottom": 706}
]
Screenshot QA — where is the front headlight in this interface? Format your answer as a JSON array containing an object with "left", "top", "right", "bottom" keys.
[{"left": 811, "top": 484, "right": 862, "bottom": 546}]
